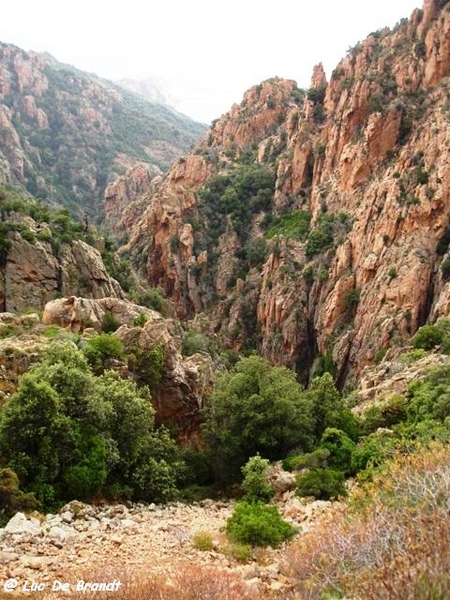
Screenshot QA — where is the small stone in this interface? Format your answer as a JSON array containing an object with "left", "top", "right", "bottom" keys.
[
  {"left": 4, "top": 513, "right": 42, "bottom": 536},
  {"left": 120, "top": 519, "right": 137, "bottom": 529},
  {"left": 269, "top": 581, "right": 286, "bottom": 592},
  {"left": 60, "top": 511, "right": 74, "bottom": 524},
  {"left": 19, "top": 556, "right": 55, "bottom": 569},
  {"left": 0, "top": 552, "right": 19, "bottom": 564}
]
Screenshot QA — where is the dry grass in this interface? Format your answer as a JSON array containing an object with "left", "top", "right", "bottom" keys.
[
  {"left": 281, "top": 442, "right": 450, "bottom": 599},
  {"left": 69, "top": 563, "right": 260, "bottom": 600}
]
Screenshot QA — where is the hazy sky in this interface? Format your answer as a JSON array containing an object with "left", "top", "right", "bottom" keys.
[{"left": 1, "top": 0, "right": 421, "bottom": 123}]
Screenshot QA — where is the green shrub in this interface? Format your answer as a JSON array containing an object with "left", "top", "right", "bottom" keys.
[
  {"left": 441, "top": 260, "right": 450, "bottom": 279},
  {"left": 266, "top": 210, "right": 312, "bottom": 241},
  {"left": 226, "top": 501, "right": 295, "bottom": 547},
  {"left": 241, "top": 455, "right": 274, "bottom": 503},
  {"left": 308, "top": 373, "right": 360, "bottom": 442},
  {"left": 398, "top": 348, "right": 426, "bottom": 363},
  {"left": 243, "top": 237, "right": 269, "bottom": 267},
  {"left": 192, "top": 531, "right": 214, "bottom": 551},
  {"left": 43, "top": 325, "right": 61, "bottom": 339},
  {"left": 0, "top": 341, "right": 184, "bottom": 509},
  {"left": 412, "top": 325, "right": 444, "bottom": 350},
  {"left": 344, "top": 288, "right": 361, "bottom": 315},
  {"left": 351, "top": 431, "right": 396, "bottom": 474},
  {"left": 296, "top": 468, "right": 347, "bottom": 500},
  {"left": 361, "top": 395, "right": 408, "bottom": 435},
  {"left": 82, "top": 334, "right": 123, "bottom": 374},
  {"left": 305, "top": 212, "right": 351, "bottom": 257},
  {"left": 127, "top": 343, "right": 165, "bottom": 388},
  {"left": 318, "top": 428, "right": 356, "bottom": 474},
  {"left": 282, "top": 447, "right": 330, "bottom": 472},
  {"left": 132, "top": 312, "right": 147, "bottom": 327},
  {"left": 0, "top": 468, "right": 38, "bottom": 524},
  {"left": 178, "top": 484, "right": 217, "bottom": 503},
  {"left": 0, "top": 323, "right": 21, "bottom": 339},
  {"left": 101, "top": 310, "right": 120, "bottom": 333},
  {"left": 181, "top": 331, "right": 211, "bottom": 356},
  {"left": 181, "top": 449, "right": 214, "bottom": 487},
  {"left": 137, "top": 288, "right": 165, "bottom": 313},
  {"left": 227, "top": 542, "right": 252, "bottom": 562},
  {"left": 407, "top": 364, "right": 450, "bottom": 423},
  {"left": 203, "top": 355, "right": 314, "bottom": 484}
]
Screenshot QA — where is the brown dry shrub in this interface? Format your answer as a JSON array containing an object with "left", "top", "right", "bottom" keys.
[
  {"left": 69, "top": 563, "right": 260, "bottom": 600},
  {"left": 281, "top": 443, "right": 450, "bottom": 599}
]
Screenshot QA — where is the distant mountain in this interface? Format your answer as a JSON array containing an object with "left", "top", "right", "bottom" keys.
[
  {"left": 0, "top": 42, "right": 206, "bottom": 216},
  {"left": 116, "top": 77, "right": 178, "bottom": 109}
]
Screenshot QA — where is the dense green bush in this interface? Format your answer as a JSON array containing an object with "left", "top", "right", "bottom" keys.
[
  {"left": 319, "top": 428, "right": 356, "bottom": 475},
  {"left": 241, "top": 455, "right": 274, "bottom": 503},
  {"left": 351, "top": 431, "right": 396, "bottom": 473},
  {"left": 82, "top": 333, "right": 123, "bottom": 374},
  {"left": 181, "top": 330, "right": 212, "bottom": 356},
  {"left": 296, "top": 468, "right": 347, "bottom": 500},
  {"left": 0, "top": 341, "right": 183, "bottom": 509},
  {"left": 305, "top": 212, "right": 351, "bottom": 257},
  {"left": 101, "top": 310, "right": 121, "bottom": 333},
  {"left": 283, "top": 448, "right": 330, "bottom": 472},
  {"left": 412, "top": 324, "right": 444, "bottom": 350},
  {"left": 199, "top": 163, "right": 275, "bottom": 246},
  {"left": 407, "top": 364, "right": 450, "bottom": 423},
  {"left": 266, "top": 210, "right": 312, "bottom": 241},
  {"left": 361, "top": 395, "right": 408, "bottom": 435},
  {"left": 137, "top": 288, "right": 165, "bottom": 312},
  {"left": 0, "top": 469, "right": 38, "bottom": 524},
  {"left": 127, "top": 343, "right": 165, "bottom": 389},
  {"left": 203, "top": 356, "right": 314, "bottom": 484},
  {"left": 308, "top": 373, "right": 360, "bottom": 442},
  {"left": 226, "top": 501, "right": 295, "bottom": 547}
]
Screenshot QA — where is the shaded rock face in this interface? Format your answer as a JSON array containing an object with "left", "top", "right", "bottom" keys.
[
  {"left": 42, "top": 297, "right": 214, "bottom": 439},
  {"left": 110, "top": 1, "right": 450, "bottom": 388},
  {"left": 103, "top": 164, "right": 156, "bottom": 240},
  {"left": 0, "top": 232, "right": 124, "bottom": 314}
]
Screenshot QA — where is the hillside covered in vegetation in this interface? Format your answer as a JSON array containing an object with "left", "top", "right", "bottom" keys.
[{"left": 0, "top": 42, "right": 205, "bottom": 216}]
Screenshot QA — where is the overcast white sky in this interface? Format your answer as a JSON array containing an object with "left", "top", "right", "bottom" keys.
[{"left": 1, "top": 0, "right": 421, "bottom": 123}]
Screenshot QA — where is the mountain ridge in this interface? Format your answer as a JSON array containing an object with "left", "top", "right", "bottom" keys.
[
  {"left": 0, "top": 42, "right": 205, "bottom": 216},
  {"left": 110, "top": 0, "right": 450, "bottom": 389}
]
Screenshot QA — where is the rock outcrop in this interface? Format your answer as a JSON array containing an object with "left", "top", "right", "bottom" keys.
[
  {"left": 42, "top": 296, "right": 214, "bottom": 437},
  {"left": 1, "top": 232, "right": 124, "bottom": 314},
  {"left": 111, "top": 0, "right": 450, "bottom": 389}
]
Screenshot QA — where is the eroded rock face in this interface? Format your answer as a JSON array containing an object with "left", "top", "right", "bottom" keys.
[
  {"left": 110, "top": 1, "right": 450, "bottom": 388},
  {"left": 1, "top": 232, "right": 124, "bottom": 314}
]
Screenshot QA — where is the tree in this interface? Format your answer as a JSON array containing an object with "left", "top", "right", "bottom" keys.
[
  {"left": 203, "top": 356, "right": 313, "bottom": 484},
  {"left": 308, "top": 373, "right": 359, "bottom": 442},
  {"left": 318, "top": 428, "right": 356, "bottom": 475},
  {"left": 241, "top": 455, "right": 274, "bottom": 503},
  {"left": 0, "top": 341, "right": 185, "bottom": 507}
]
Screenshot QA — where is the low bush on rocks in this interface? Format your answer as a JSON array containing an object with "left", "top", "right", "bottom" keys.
[
  {"left": 226, "top": 501, "right": 295, "bottom": 548},
  {"left": 192, "top": 530, "right": 214, "bottom": 551}
]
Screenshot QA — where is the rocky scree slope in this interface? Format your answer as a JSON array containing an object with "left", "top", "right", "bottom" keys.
[
  {"left": 0, "top": 43, "right": 205, "bottom": 215},
  {"left": 111, "top": 0, "right": 450, "bottom": 389}
]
